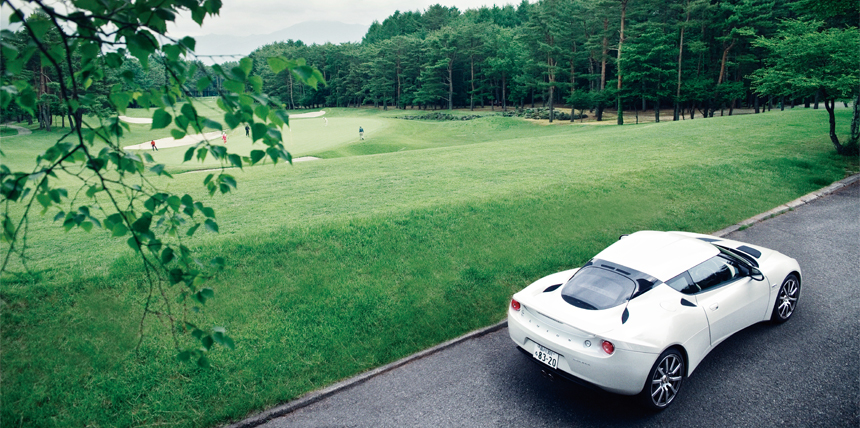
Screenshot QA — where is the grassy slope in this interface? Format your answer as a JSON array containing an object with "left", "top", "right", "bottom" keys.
[{"left": 1, "top": 108, "right": 856, "bottom": 427}]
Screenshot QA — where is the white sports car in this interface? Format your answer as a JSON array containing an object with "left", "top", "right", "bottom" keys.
[{"left": 508, "top": 230, "right": 801, "bottom": 410}]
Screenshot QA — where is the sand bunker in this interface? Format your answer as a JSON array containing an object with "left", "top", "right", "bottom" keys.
[
  {"left": 289, "top": 110, "right": 325, "bottom": 118},
  {"left": 120, "top": 110, "right": 324, "bottom": 125},
  {"left": 123, "top": 131, "right": 223, "bottom": 150},
  {"left": 118, "top": 116, "right": 153, "bottom": 124},
  {"left": 122, "top": 110, "right": 326, "bottom": 151}
]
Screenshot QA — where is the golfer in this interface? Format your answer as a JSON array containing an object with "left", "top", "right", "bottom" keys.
[{"left": 359, "top": 126, "right": 364, "bottom": 140}]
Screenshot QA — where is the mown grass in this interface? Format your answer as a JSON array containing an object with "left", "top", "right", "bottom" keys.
[{"left": 0, "top": 107, "right": 856, "bottom": 427}]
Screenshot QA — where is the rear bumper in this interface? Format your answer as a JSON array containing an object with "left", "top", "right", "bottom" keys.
[
  {"left": 516, "top": 346, "right": 602, "bottom": 391},
  {"left": 508, "top": 308, "right": 657, "bottom": 395}
]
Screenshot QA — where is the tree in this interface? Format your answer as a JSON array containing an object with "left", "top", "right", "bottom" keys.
[
  {"left": 1, "top": 0, "right": 323, "bottom": 367},
  {"left": 750, "top": 19, "right": 860, "bottom": 155},
  {"left": 420, "top": 26, "right": 461, "bottom": 110}
]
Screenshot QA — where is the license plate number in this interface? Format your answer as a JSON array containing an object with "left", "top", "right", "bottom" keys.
[{"left": 533, "top": 344, "right": 559, "bottom": 369}]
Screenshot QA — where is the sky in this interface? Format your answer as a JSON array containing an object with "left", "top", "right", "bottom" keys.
[
  {"left": 0, "top": 1, "right": 526, "bottom": 38},
  {"left": 169, "top": 0, "right": 526, "bottom": 37}
]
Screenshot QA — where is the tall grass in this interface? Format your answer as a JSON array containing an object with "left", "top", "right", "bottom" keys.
[{"left": 1, "top": 108, "right": 855, "bottom": 427}]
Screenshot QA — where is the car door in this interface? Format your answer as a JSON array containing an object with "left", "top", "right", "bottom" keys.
[{"left": 688, "top": 255, "right": 770, "bottom": 346}]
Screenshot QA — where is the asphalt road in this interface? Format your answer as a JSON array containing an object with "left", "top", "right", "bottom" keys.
[{"left": 257, "top": 181, "right": 859, "bottom": 428}]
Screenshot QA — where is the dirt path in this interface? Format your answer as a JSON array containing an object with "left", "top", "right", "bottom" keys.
[{"left": 1, "top": 124, "right": 33, "bottom": 137}]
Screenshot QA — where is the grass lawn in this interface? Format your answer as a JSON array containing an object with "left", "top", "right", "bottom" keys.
[{"left": 1, "top": 106, "right": 856, "bottom": 427}]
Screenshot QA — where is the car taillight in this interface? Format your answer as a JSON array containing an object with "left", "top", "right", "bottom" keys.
[
  {"left": 510, "top": 299, "right": 521, "bottom": 311},
  {"left": 601, "top": 340, "right": 615, "bottom": 355}
]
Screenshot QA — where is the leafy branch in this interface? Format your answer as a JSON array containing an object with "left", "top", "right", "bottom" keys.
[{"left": 1, "top": 0, "right": 325, "bottom": 367}]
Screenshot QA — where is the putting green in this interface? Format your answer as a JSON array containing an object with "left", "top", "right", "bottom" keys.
[{"left": 282, "top": 116, "right": 387, "bottom": 156}]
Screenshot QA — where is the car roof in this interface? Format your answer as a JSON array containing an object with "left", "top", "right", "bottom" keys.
[{"left": 593, "top": 231, "right": 719, "bottom": 282}]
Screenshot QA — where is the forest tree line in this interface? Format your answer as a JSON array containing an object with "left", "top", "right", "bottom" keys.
[
  {"left": 5, "top": 0, "right": 858, "bottom": 134},
  {"left": 237, "top": 0, "right": 858, "bottom": 127}
]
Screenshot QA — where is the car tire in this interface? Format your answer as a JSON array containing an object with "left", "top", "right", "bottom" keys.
[
  {"left": 640, "top": 348, "right": 685, "bottom": 411},
  {"left": 771, "top": 274, "right": 800, "bottom": 324}
]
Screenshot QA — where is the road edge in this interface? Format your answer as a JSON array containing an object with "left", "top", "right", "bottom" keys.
[
  {"left": 711, "top": 173, "right": 860, "bottom": 238},
  {"left": 223, "top": 320, "right": 509, "bottom": 428},
  {"left": 224, "top": 172, "right": 859, "bottom": 428}
]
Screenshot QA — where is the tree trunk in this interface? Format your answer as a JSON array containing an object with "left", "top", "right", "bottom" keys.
[
  {"left": 288, "top": 73, "right": 295, "bottom": 110},
  {"left": 448, "top": 59, "right": 454, "bottom": 111},
  {"left": 675, "top": 7, "right": 689, "bottom": 122},
  {"left": 848, "top": 92, "right": 860, "bottom": 148},
  {"left": 502, "top": 73, "right": 507, "bottom": 111},
  {"left": 616, "top": 0, "right": 628, "bottom": 126},
  {"left": 597, "top": 17, "right": 608, "bottom": 122},
  {"left": 470, "top": 55, "right": 475, "bottom": 111},
  {"left": 717, "top": 40, "right": 735, "bottom": 86},
  {"left": 548, "top": 45, "right": 556, "bottom": 123},
  {"left": 570, "top": 41, "right": 576, "bottom": 122},
  {"left": 823, "top": 99, "right": 845, "bottom": 154}
]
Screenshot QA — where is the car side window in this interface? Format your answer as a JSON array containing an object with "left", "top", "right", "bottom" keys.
[
  {"left": 666, "top": 272, "right": 699, "bottom": 295},
  {"left": 688, "top": 255, "right": 743, "bottom": 292}
]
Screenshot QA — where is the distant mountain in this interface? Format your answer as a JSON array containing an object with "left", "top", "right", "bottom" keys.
[{"left": 190, "top": 21, "right": 369, "bottom": 63}]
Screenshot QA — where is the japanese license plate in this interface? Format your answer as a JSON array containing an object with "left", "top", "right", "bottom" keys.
[{"left": 533, "top": 343, "right": 559, "bottom": 369}]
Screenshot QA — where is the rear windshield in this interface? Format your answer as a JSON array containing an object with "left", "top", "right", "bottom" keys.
[{"left": 561, "top": 266, "right": 637, "bottom": 310}]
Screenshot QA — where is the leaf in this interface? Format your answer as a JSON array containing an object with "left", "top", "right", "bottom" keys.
[
  {"left": 201, "top": 335, "right": 214, "bottom": 350},
  {"left": 177, "top": 350, "right": 191, "bottom": 362},
  {"left": 223, "top": 79, "right": 244, "bottom": 94},
  {"left": 196, "top": 76, "right": 212, "bottom": 93},
  {"left": 110, "top": 91, "right": 133, "bottom": 114},
  {"left": 254, "top": 105, "right": 270, "bottom": 121},
  {"left": 181, "top": 103, "right": 197, "bottom": 122},
  {"left": 112, "top": 223, "right": 128, "bottom": 237},
  {"left": 227, "top": 154, "right": 242, "bottom": 169},
  {"left": 184, "top": 147, "right": 195, "bottom": 162},
  {"left": 131, "top": 214, "right": 152, "bottom": 233},
  {"left": 268, "top": 57, "right": 289, "bottom": 74},
  {"left": 161, "top": 247, "right": 174, "bottom": 264},
  {"left": 251, "top": 123, "right": 267, "bottom": 141},
  {"left": 239, "top": 57, "right": 253, "bottom": 77},
  {"left": 204, "top": 219, "right": 219, "bottom": 233},
  {"left": 202, "top": 118, "right": 222, "bottom": 131},
  {"left": 180, "top": 36, "right": 196, "bottom": 52},
  {"left": 249, "top": 75, "right": 263, "bottom": 93},
  {"left": 171, "top": 129, "right": 186, "bottom": 140},
  {"left": 197, "top": 356, "right": 210, "bottom": 368},
  {"left": 224, "top": 112, "right": 240, "bottom": 129},
  {"left": 152, "top": 109, "right": 172, "bottom": 129},
  {"left": 250, "top": 150, "right": 266, "bottom": 164}
]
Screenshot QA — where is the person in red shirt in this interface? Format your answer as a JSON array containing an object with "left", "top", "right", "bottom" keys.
[{"left": 150, "top": 140, "right": 158, "bottom": 151}]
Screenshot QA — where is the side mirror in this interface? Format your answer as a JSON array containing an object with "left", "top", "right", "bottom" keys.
[{"left": 750, "top": 267, "right": 765, "bottom": 281}]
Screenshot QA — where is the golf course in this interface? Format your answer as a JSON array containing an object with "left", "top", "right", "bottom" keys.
[{"left": 1, "top": 104, "right": 857, "bottom": 427}]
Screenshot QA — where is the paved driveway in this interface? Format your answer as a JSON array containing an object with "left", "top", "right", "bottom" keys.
[{"left": 253, "top": 181, "right": 859, "bottom": 428}]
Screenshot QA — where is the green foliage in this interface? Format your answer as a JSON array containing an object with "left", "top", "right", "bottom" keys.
[
  {"left": 1, "top": 0, "right": 323, "bottom": 365},
  {"left": 751, "top": 19, "right": 860, "bottom": 154},
  {"left": 751, "top": 20, "right": 859, "bottom": 100}
]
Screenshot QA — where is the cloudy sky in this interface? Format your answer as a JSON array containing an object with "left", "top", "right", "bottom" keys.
[
  {"left": 169, "top": 1, "right": 527, "bottom": 37},
  {"left": 2, "top": 1, "right": 528, "bottom": 37}
]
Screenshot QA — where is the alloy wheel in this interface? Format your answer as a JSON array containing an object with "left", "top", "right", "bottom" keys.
[{"left": 649, "top": 353, "right": 683, "bottom": 408}]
